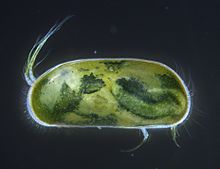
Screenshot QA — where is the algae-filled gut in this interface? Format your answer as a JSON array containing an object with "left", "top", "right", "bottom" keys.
[{"left": 30, "top": 59, "right": 188, "bottom": 127}]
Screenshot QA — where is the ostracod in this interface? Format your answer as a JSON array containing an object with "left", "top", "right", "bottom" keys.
[{"left": 24, "top": 16, "right": 191, "bottom": 151}]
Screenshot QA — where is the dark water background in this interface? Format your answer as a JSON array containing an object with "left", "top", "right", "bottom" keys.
[{"left": 1, "top": 1, "right": 219, "bottom": 169}]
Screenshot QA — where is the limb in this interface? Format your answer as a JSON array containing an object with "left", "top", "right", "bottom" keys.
[{"left": 121, "top": 128, "right": 149, "bottom": 152}]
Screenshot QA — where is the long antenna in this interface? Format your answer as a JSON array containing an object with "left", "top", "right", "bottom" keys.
[{"left": 24, "top": 15, "right": 73, "bottom": 86}]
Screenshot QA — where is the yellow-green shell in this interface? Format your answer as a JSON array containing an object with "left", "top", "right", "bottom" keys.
[{"left": 28, "top": 59, "right": 190, "bottom": 127}]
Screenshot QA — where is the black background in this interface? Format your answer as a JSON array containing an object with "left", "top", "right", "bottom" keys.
[{"left": 1, "top": 0, "right": 220, "bottom": 169}]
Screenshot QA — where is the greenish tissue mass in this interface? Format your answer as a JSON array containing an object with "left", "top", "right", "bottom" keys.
[
  {"left": 103, "top": 61, "right": 125, "bottom": 72},
  {"left": 30, "top": 59, "right": 188, "bottom": 126},
  {"left": 78, "top": 113, "right": 117, "bottom": 125},
  {"left": 113, "top": 77, "right": 180, "bottom": 119},
  {"left": 80, "top": 73, "right": 105, "bottom": 94},
  {"left": 53, "top": 82, "right": 82, "bottom": 120},
  {"left": 115, "top": 77, "right": 158, "bottom": 104},
  {"left": 156, "top": 74, "right": 181, "bottom": 89}
]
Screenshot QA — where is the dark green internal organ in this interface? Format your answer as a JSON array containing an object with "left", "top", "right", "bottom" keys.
[
  {"left": 113, "top": 77, "right": 181, "bottom": 119},
  {"left": 80, "top": 73, "right": 105, "bottom": 94},
  {"left": 30, "top": 60, "right": 188, "bottom": 126}
]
